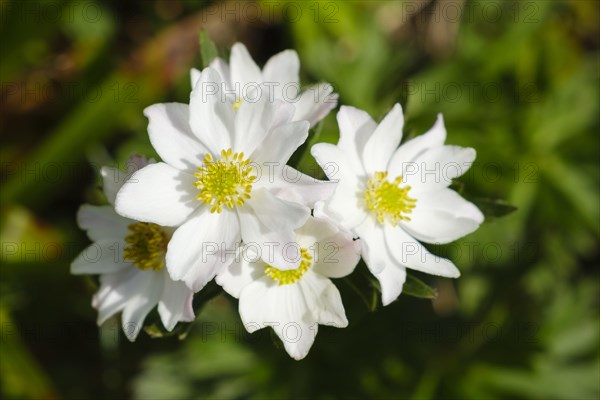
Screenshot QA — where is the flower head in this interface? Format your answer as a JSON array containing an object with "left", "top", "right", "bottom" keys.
[
  {"left": 191, "top": 42, "right": 338, "bottom": 127},
  {"left": 193, "top": 149, "right": 255, "bottom": 212},
  {"left": 71, "top": 155, "right": 195, "bottom": 341},
  {"left": 311, "top": 104, "right": 484, "bottom": 305},
  {"left": 115, "top": 67, "right": 335, "bottom": 292},
  {"left": 216, "top": 216, "right": 361, "bottom": 360}
]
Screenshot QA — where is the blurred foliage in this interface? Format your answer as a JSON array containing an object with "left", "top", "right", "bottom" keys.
[{"left": 1, "top": 0, "right": 598, "bottom": 399}]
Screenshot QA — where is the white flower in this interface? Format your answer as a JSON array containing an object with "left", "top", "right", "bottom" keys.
[
  {"left": 191, "top": 42, "right": 338, "bottom": 127},
  {"left": 71, "top": 155, "right": 195, "bottom": 341},
  {"left": 216, "top": 216, "right": 361, "bottom": 360},
  {"left": 115, "top": 67, "right": 334, "bottom": 292},
  {"left": 311, "top": 104, "right": 484, "bottom": 306}
]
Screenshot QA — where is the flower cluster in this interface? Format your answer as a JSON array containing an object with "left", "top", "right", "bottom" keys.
[{"left": 73, "top": 43, "right": 483, "bottom": 360}]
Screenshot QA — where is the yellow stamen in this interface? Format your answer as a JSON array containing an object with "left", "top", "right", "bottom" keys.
[
  {"left": 232, "top": 98, "right": 242, "bottom": 110},
  {"left": 123, "top": 222, "right": 168, "bottom": 271},
  {"left": 194, "top": 148, "right": 256, "bottom": 213},
  {"left": 365, "top": 171, "right": 416, "bottom": 226},
  {"left": 265, "top": 248, "right": 313, "bottom": 285}
]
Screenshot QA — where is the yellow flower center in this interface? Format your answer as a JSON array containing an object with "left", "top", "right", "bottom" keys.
[
  {"left": 123, "top": 222, "right": 168, "bottom": 271},
  {"left": 264, "top": 248, "right": 313, "bottom": 285},
  {"left": 365, "top": 171, "right": 416, "bottom": 226},
  {"left": 194, "top": 148, "right": 256, "bottom": 213},
  {"left": 232, "top": 98, "right": 242, "bottom": 110}
]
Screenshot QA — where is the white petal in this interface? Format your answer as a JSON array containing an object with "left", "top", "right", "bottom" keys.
[
  {"left": 190, "top": 67, "right": 201, "bottom": 89},
  {"left": 189, "top": 67, "right": 234, "bottom": 154},
  {"left": 157, "top": 271, "right": 195, "bottom": 331},
  {"left": 405, "top": 145, "right": 477, "bottom": 193},
  {"left": 297, "top": 216, "right": 360, "bottom": 278},
  {"left": 238, "top": 206, "right": 300, "bottom": 271},
  {"left": 71, "top": 239, "right": 129, "bottom": 275},
  {"left": 257, "top": 165, "right": 336, "bottom": 208},
  {"left": 144, "top": 103, "right": 208, "bottom": 173},
  {"left": 312, "top": 200, "right": 337, "bottom": 226},
  {"left": 383, "top": 224, "right": 460, "bottom": 278},
  {"left": 387, "top": 113, "right": 447, "bottom": 177},
  {"left": 248, "top": 101, "right": 299, "bottom": 160},
  {"left": 166, "top": 208, "right": 240, "bottom": 292},
  {"left": 121, "top": 271, "right": 163, "bottom": 341},
  {"left": 233, "top": 94, "right": 274, "bottom": 156},
  {"left": 402, "top": 188, "right": 484, "bottom": 244},
  {"left": 320, "top": 183, "right": 368, "bottom": 231},
  {"left": 309, "top": 144, "right": 369, "bottom": 230},
  {"left": 375, "top": 264, "right": 407, "bottom": 306},
  {"left": 101, "top": 155, "right": 151, "bottom": 205},
  {"left": 77, "top": 205, "right": 129, "bottom": 242},
  {"left": 92, "top": 268, "right": 141, "bottom": 325},
  {"left": 252, "top": 120, "right": 309, "bottom": 165},
  {"left": 295, "top": 214, "right": 340, "bottom": 246},
  {"left": 115, "top": 163, "right": 198, "bottom": 227},
  {"left": 215, "top": 245, "right": 264, "bottom": 298},
  {"left": 300, "top": 272, "right": 348, "bottom": 327},
  {"left": 208, "top": 58, "right": 232, "bottom": 90},
  {"left": 100, "top": 167, "right": 121, "bottom": 205},
  {"left": 239, "top": 277, "right": 316, "bottom": 360},
  {"left": 92, "top": 267, "right": 160, "bottom": 325},
  {"left": 230, "top": 42, "right": 262, "bottom": 89},
  {"left": 269, "top": 100, "right": 297, "bottom": 128},
  {"left": 293, "top": 83, "right": 339, "bottom": 127},
  {"left": 362, "top": 103, "right": 404, "bottom": 174},
  {"left": 311, "top": 142, "right": 361, "bottom": 183},
  {"left": 354, "top": 217, "right": 393, "bottom": 275},
  {"left": 355, "top": 218, "right": 410, "bottom": 304},
  {"left": 247, "top": 187, "right": 309, "bottom": 233},
  {"left": 262, "top": 49, "right": 300, "bottom": 88},
  {"left": 336, "top": 106, "right": 377, "bottom": 174},
  {"left": 311, "top": 231, "right": 361, "bottom": 279}
]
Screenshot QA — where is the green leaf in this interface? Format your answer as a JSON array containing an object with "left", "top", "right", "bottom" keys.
[
  {"left": 1, "top": 21, "right": 200, "bottom": 206},
  {"left": 370, "top": 285, "right": 379, "bottom": 311},
  {"left": 471, "top": 198, "right": 518, "bottom": 220},
  {"left": 134, "top": 301, "right": 265, "bottom": 400},
  {"left": 0, "top": 308, "right": 57, "bottom": 399},
  {"left": 199, "top": 30, "right": 218, "bottom": 68},
  {"left": 402, "top": 274, "right": 437, "bottom": 299},
  {"left": 542, "top": 155, "right": 600, "bottom": 234}
]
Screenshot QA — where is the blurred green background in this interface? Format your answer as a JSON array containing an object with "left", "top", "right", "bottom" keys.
[{"left": 1, "top": 0, "right": 598, "bottom": 399}]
